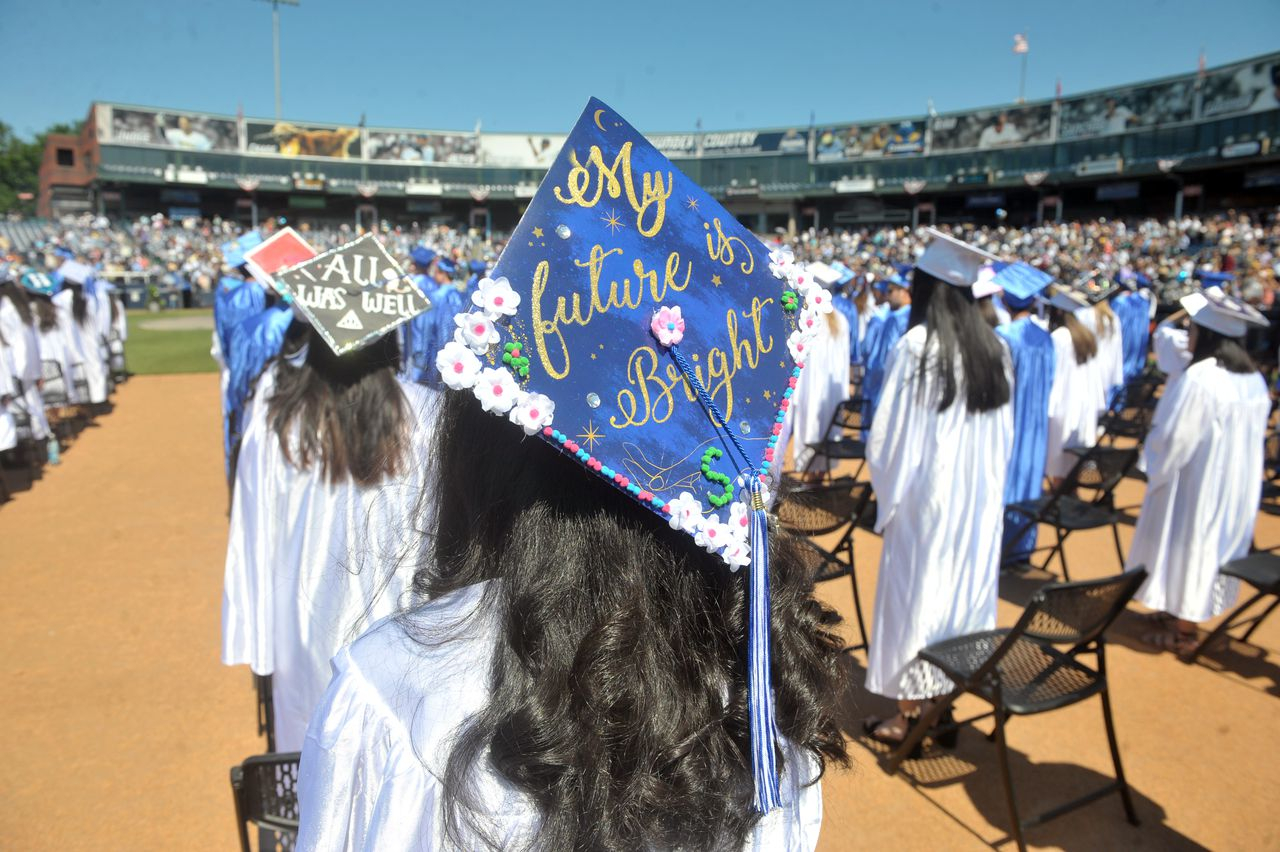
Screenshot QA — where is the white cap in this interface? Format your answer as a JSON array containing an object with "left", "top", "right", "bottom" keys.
[
  {"left": 1045, "top": 288, "right": 1090, "bottom": 313},
  {"left": 805, "top": 261, "right": 841, "bottom": 286},
  {"left": 971, "top": 265, "right": 1002, "bottom": 299},
  {"left": 1181, "top": 286, "right": 1269, "bottom": 338},
  {"left": 56, "top": 260, "right": 93, "bottom": 285},
  {"left": 916, "top": 228, "right": 1000, "bottom": 288}
]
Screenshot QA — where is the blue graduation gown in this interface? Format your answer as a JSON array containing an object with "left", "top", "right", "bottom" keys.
[
  {"left": 832, "top": 294, "right": 861, "bottom": 365},
  {"left": 1116, "top": 291, "right": 1151, "bottom": 382},
  {"left": 225, "top": 304, "right": 292, "bottom": 473},
  {"left": 400, "top": 277, "right": 466, "bottom": 388},
  {"left": 996, "top": 317, "right": 1056, "bottom": 561},
  {"left": 215, "top": 278, "right": 266, "bottom": 367},
  {"left": 862, "top": 305, "right": 909, "bottom": 419}
]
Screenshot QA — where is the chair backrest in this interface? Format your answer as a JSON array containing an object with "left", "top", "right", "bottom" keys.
[
  {"left": 1063, "top": 445, "right": 1139, "bottom": 501},
  {"left": 40, "top": 360, "right": 68, "bottom": 407},
  {"left": 230, "top": 752, "right": 301, "bottom": 852},
  {"left": 776, "top": 480, "right": 870, "bottom": 537},
  {"left": 1015, "top": 568, "right": 1148, "bottom": 647},
  {"left": 830, "top": 399, "right": 865, "bottom": 435}
]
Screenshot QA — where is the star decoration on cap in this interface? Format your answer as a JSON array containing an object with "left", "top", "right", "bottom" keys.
[
  {"left": 577, "top": 420, "right": 603, "bottom": 452},
  {"left": 601, "top": 209, "right": 624, "bottom": 234},
  {"left": 532, "top": 226, "right": 544, "bottom": 238}
]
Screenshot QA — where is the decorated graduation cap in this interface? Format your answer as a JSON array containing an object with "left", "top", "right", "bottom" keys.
[
  {"left": 1181, "top": 286, "right": 1269, "bottom": 338},
  {"left": 221, "top": 232, "right": 264, "bottom": 268},
  {"left": 273, "top": 233, "right": 431, "bottom": 355},
  {"left": 434, "top": 97, "right": 834, "bottom": 813},
  {"left": 992, "top": 261, "right": 1053, "bottom": 311},
  {"left": 916, "top": 228, "right": 999, "bottom": 288},
  {"left": 20, "top": 269, "right": 58, "bottom": 297},
  {"left": 243, "top": 227, "right": 317, "bottom": 297}
]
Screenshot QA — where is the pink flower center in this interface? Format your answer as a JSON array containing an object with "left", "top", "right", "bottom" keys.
[
  {"left": 452, "top": 362, "right": 464, "bottom": 373},
  {"left": 474, "top": 324, "right": 485, "bottom": 334},
  {"left": 494, "top": 296, "right": 504, "bottom": 306},
  {"left": 529, "top": 408, "right": 539, "bottom": 419},
  {"left": 798, "top": 343, "right": 805, "bottom": 352},
  {"left": 708, "top": 528, "right": 718, "bottom": 538},
  {"left": 493, "top": 385, "right": 503, "bottom": 396}
]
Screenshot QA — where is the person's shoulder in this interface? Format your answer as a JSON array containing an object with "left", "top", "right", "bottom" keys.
[{"left": 900, "top": 322, "right": 927, "bottom": 352}]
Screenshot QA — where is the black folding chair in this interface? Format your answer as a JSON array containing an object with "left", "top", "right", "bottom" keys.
[
  {"left": 230, "top": 752, "right": 301, "bottom": 852},
  {"left": 775, "top": 479, "right": 873, "bottom": 652},
  {"left": 108, "top": 332, "right": 128, "bottom": 384},
  {"left": 70, "top": 363, "right": 90, "bottom": 407},
  {"left": 1183, "top": 552, "right": 1280, "bottom": 664},
  {"left": 256, "top": 674, "right": 277, "bottom": 752},
  {"left": 6, "top": 381, "right": 43, "bottom": 480},
  {"left": 1005, "top": 445, "right": 1139, "bottom": 579},
  {"left": 885, "top": 569, "right": 1148, "bottom": 852},
  {"left": 1098, "top": 374, "right": 1162, "bottom": 445},
  {"left": 800, "top": 399, "right": 869, "bottom": 482}
]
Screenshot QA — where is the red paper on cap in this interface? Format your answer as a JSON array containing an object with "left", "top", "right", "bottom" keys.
[{"left": 244, "top": 228, "right": 317, "bottom": 291}]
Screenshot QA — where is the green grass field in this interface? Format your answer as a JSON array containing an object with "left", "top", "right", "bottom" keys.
[{"left": 125, "top": 309, "right": 219, "bottom": 375}]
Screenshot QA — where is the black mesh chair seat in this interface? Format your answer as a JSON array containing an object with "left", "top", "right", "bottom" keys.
[
  {"left": 230, "top": 752, "right": 301, "bottom": 852},
  {"left": 921, "top": 631, "right": 1105, "bottom": 715},
  {"left": 1009, "top": 495, "right": 1118, "bottom": 532},
  {"left": 1184, "top": 553, "right": 1280, "bottom": 664},
  {"left": 883, "top": 570, "right": 1147, "bottom": 852},
  {"left": 40, "top": 361, "right": 69, "bottom": 408},
  {"left": 804, "top": 437, "right": 865, "bottom": 460}
]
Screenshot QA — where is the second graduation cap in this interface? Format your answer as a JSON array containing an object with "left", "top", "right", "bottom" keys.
[{"left": 273, "top": 233, "right": 431, "bottom": 355}]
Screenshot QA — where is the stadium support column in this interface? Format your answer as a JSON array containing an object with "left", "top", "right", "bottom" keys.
[{"left": 787, "top": 203, "right": 797, "bottom": 238}]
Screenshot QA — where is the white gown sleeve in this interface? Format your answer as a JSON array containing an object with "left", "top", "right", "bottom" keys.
[
  {"left": 221, "top": 374, "right": 277, "bottom": 675},
  {"left": 1141, "top": 370, "right": 1209, "bottom": 488},
  {"left": 1152, "top": 320, "right": 1190, "bottom": 377},
  {"left": 867, "top": 334, "right": 929, "bottom": 533}
]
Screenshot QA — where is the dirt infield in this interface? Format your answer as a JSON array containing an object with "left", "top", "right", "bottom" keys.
[{"left": 0, "top": 373, "right": 1277, "bottom": 850}]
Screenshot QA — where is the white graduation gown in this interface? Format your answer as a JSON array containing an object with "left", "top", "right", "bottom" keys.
[
  {"left": 788, "top": 311, "right": 851, "bottom": 471},
  {"left": 297, "top": 581, "right": 825, "bottom": 851},
  {"left": 0, "top": 300, "right": 49, "bottom": 438},
  {"left": 0, "top": 344, "right": 17, "bottom": 451},
  {"left": 37, "top": 321, "right": 81, "bottom": 406},
  {"left": 1045, "top": 328, "right": 1100, "bottom": 479},
  {"left": 52, "top": 291, "right": 109, "bottom": 404},
  {"left": 1128, "top": 359, "right": 1269, "bottom": 622},
  {"left": 222, "top": 365, "right": 442, "bottom": 752},
  {"left": 1092, "top": 310, "right": 1125, "bottom": 410},
  {"left": 1152, "top": 319, "right": 1191, "bottom": 378},
  {"left": 865, "top": 325, "right": 1014, "bottom": 700}
]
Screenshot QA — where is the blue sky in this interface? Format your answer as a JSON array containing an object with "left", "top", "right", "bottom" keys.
[{"left": 6, "top": 0, "right": 1278, "bottom": 137}]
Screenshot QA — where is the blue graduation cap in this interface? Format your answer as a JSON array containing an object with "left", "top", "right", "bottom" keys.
[
  {"left": 433, "top": 97, "right": 833, "bottom": 814},
  {"left": 435, "top": 256, "right": 458, "bottom": 276},
  {"left": 1196, "top": 269, "right": 1235, "bottom": 284},
  {"left": 830, "top": 261, "right": 856, "bottom": 286},
  {"left": 221, "top": 232, "right": 263, "bottom": 268},
  {"left": 410, "top": 246, "right": 437, "bottom": 269},
  {"left": 993, "top": 261, "right": 1053, "bottom": 311}
]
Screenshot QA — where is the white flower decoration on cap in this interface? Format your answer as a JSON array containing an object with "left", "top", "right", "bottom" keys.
[
  {"left": 454, "top": 311, "right": 501, "bottom": 355},
  {"left": 665, "top": 492, "right": 705, "bottom": 535},
  {"left": 796, "top": 306, "right": 823, "bottom": 339},
  {"left": 768, "top": 247, "right": 795, "bottom": 279},
  {"left": 472, "top": 276, "right": 521, "bottom": 320},
  {"left": 787, "top": 329, "right": 811, "bottom": 364},
  {"left": 694, "top": 514, "right": 733, "bottom": 554},
  {"left": 804, "top": 286, "right": 834, "bottom": 315},
  {"left": 726, "top": 501, "right": 751, "bottom": 544},
  {"left": 721, "top": 537, "right": 751, "bottom": 571},
  {"left": 509, "top": 391, "right": 555, "bottom": 435},
  {"left": 436, "top": 340, "right": 482, "bottom": 391},
  {"left": 472, "top": 366, "right": 521, "bottom": 414},
  {"left": 790, "top": 265, "right": 817, "bottom": 293}
]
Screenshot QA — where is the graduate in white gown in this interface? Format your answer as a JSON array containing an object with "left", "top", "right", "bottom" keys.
[
  {"left": 787, "top": 304, "right": 851, "bottom": 475},
  {"left": 0, "top": 334, "right": 18, "bottom": 452},
  {"left": 1045, "top": 290, "right": 1101, "bottom": 480},
  {"left": 863, "top": 230, "right": 1014, "bottom": 744},
  {"left": 298, "top": 210, "right": 850, "bottom": 850},
  {"left": 1127, "top": 288, "right": 1271, "bottom": 654},
  {"left": 222, "top": 324, "right": 442, "bottom": 753},
  {"left": 1089, "top": 293, "right": 1126, "bottom": 410},
  {"left": 0, "top": 277, "right": 50, "bottom": 440},
  {"left": 30, "top": 287, "right": 81, "bottom": 408},
  {"left": 53, "top": 265, "right": 109, "bottom": 406}
]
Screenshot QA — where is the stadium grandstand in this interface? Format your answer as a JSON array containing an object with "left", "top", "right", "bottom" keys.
[{"left": 36, "top": 52, "right": 1280, "bottom": 233}]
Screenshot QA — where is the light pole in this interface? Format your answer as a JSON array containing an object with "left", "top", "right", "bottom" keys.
[{"left": 255, "top": 0, "right": 299, "bottom": 119}]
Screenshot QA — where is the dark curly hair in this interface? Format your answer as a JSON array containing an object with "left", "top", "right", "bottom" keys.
[{"left": 410, "top": 389, "right": 850, "bottom": 852}]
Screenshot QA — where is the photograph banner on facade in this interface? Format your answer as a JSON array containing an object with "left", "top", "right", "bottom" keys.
[
  {"left": 105, "top": 106, "right": 239, "bottom": 152},
  {"left": 245, "top": 120, "right": 361, "bottom": 158},
  {"left": 1059, "top": 79, "right": 1198, "bottom": 140},
  {"left": 813, "top": 119, "right": 925, "bottom": 161},
  {"left": 479, "top": 133, "right": 568, "bottom": 168},
  {"left": 930, "top": 103, "right": 1053, "bottom": 152},
  {"left": 365, "top": 129, "right": 479, "bottom": 165},
  {"left": 1199, "top": 58, "right": 1280, "bottom": 119}
]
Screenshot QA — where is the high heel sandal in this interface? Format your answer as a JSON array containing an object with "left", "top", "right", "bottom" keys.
[{"left": 863, "top": 708, "right": 924, "bottom": 758}]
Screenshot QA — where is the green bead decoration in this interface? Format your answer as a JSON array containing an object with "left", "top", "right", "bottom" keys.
[{"left": 700, "top": 447, "right": 734, "bottom": 509}]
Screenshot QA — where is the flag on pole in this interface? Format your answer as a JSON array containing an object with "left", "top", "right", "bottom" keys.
[{"left": 1013, "top": 33, "right": 1029, "bottom": 54}]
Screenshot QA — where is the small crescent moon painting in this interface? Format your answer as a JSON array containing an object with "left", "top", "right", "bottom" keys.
[{"left": 593, "top": 108, "right": 607, "bottom": 131}]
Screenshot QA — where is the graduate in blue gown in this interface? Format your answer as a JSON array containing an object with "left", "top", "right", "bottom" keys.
[
  {"left": 831, "top": 270, "right": 861, "bottom": 367},
  {"left": 992, "top": 263, "right": 1057, "bottom": 563},
  {"left": 1115, "top": 274, "right": 1153, "bottom": 381},
  {"left": 400, "top": 249, "right": 466, "bottom": 388},
  {"left": 861, "top": 269, "right": 912, "bottom": 421},
  {"left": 225, "top": 301, "right": 294, "bottom": 480}
]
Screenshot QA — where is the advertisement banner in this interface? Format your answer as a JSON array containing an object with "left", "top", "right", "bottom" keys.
[
  {"left": 813, "top": 120, "right": 925, "bottom": 161},
  {"left": 105, "top": 106, "right": 239, "bottom": 152},
  {"left": 365, "top": 129, "right": 479, "bottom": 164},
  {"left": 1059, "top": 79, "right": 1197, "bottom": 140},
  {"left": 930, "top": 103, "right": 1053, "bottom": 152},
  {"left": 245, "top": 120, "right": 362, "bottom": 158},
  {"left": 700, "top": 128, "right": 807, "bottom": 157},
  {"left": 479, "top": 133, "right": 568, "bottom": 168},
  {"left": 1199, "top": 58, "right": 1280, "bottom": 119}
]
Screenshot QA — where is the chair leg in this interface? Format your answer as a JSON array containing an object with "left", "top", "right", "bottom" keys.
[
  {"left": 991, "top": 690, "right": 1027, "bottom": 852},
  {"left": 885, "top": 688, "right": 962, "bottom": 773},
  {"left": 1056, "top": 529, "right": 1072, "bottom": 582},
  {"left": 847, "top": 565, "right": 868, "bottom": 652},
  {"left": 1111, "top": 523, "right": 1126, "bottom": 571},
  {"left": 1239, "top": 598, "right": 1280, "bottom": 644},
  {"left": 1099, "top": 685, "right": 1140, "bottom": 826}
]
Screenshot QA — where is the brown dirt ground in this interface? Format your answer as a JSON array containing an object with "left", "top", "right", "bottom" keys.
[{"left": 0, "top": 373, "right": 1277, "bottom": 850}]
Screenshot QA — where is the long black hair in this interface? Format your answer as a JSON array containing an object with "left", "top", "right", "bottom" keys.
[
  {"left": 415, "top": 390, "right": 850, "bottom": 851},
  {"left": 65, "top": 283, "right": 90, "bottom": 328},
  {"left": 265, "top": 330, "right": 410, "bottom": 486},
  {"left": 1049, "top": 305, "right": 1098, "bottom": 366},
  {"left": 907, "top": 269, "right": 1010, "bottom": 413},
  {"left": 1191, "top": 325, "right": 1258, "bottom": 374},
  {"left": 32, "top": 296, "right": 58, "bottom": 333},
  {"left": 0, "top": 281, "right": 34, "bottom": 327}
]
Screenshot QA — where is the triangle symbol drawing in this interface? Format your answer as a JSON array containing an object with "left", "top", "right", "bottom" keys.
[{"left": 336, "top": 309, "right": 364, "bottom": 330}]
